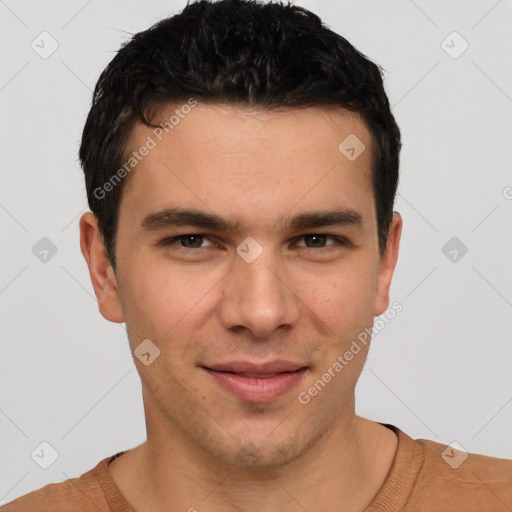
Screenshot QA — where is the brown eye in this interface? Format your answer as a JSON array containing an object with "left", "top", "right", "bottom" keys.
[
  {"left": 178, "top": 235, "right": 205, "bottom": 248},
  {"left": 295, "top": 234, "right": 342, "bottom": 248},
  {"left": 161, "top": 234, "right": 214, "bottom": 249},
  {"left": 305, "top": 234, "right": 327, "bottom": 247}
]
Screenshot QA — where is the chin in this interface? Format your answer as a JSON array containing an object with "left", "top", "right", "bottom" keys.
[{"left": 206, "top": 432, "right": 309, "bottom": 470}]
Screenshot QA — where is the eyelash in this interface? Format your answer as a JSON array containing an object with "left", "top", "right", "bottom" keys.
[{"left": 160, "top": 234, "right": 348, "bottom": 251}]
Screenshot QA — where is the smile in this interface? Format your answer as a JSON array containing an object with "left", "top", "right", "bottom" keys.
[{"left": 202, "top": 366, "right": 308, "bottom": 403}]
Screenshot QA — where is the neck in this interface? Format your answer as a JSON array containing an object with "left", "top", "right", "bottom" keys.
[{"left": 110, "top": 398, "right": 398, "bottom": 512}]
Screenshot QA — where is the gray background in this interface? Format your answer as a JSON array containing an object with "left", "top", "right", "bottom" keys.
[{"left": 1, "top": 0, "right": 511, "bottom": 503}]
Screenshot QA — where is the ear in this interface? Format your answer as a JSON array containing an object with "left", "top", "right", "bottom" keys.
[
  {"left": 79, "top": 212, "right": 124, "bottom": 323},
  {"left": 374, "top": 212, "right": 402, "bottom": 316}
]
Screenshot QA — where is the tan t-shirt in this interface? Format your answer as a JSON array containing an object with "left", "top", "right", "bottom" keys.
[{"left": 2, "top": 423, "right": 512, "bottom": 511}]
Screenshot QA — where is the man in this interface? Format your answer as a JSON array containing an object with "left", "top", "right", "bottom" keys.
[{"left": 3, "top": 0, "right": 511, "bottom": 511}]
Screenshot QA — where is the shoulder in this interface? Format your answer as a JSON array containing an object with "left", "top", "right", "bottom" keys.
[
  {"left": 0, "top": 456, "right": 116, "bottom": 512},
  {"left": 407, "top": 437, "right": 512, "bottom": 510},
  {"left": 369, "top": 424, "right": 512, "bottom": 512}
]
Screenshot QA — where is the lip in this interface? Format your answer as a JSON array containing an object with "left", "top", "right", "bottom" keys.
[
  {"left": 202, "top": 361, "right": 308, "bottom": 403},
  {"left": 205, "top": 360, "right": 306, "bottom": 374}
]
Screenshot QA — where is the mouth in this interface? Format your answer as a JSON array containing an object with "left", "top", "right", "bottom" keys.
[{"left": 201, "top": 362, "right": 308, "bottom": 403}]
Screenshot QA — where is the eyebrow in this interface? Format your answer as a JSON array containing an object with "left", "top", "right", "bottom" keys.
[{"left": 140, "top": 207, "right": 363, "bottom": 233}]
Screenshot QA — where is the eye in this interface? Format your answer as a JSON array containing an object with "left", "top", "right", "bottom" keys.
[
  {"left": 161, "top": 234, "right": 215, "bottom": 249},
  {"left": 294, "top": 234, "right": 345, "bottom": 248}
]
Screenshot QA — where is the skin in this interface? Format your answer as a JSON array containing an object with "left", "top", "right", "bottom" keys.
[{"left": 80, "top": 103, "right": 402, "bottom": 512}]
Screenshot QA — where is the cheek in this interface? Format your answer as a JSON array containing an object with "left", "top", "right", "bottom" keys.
[
  {"left": 118, "top": 259, "right": 221, "bottom": 346},
  {"left": 296, "top": 263, "right": 377, "bottom": 336}
]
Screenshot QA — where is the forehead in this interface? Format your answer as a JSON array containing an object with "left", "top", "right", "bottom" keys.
[{"left": 118, "top": 103, "right": 375, "bottom": 231}]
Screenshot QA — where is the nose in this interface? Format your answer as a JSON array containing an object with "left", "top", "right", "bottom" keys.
[{"left": 217, "top": 246, "right": 301, "bottom": 339}]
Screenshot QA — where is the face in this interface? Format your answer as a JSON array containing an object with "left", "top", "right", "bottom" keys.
[{"left": 80, "top": 103, "right": 401, "bottom": 469}]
